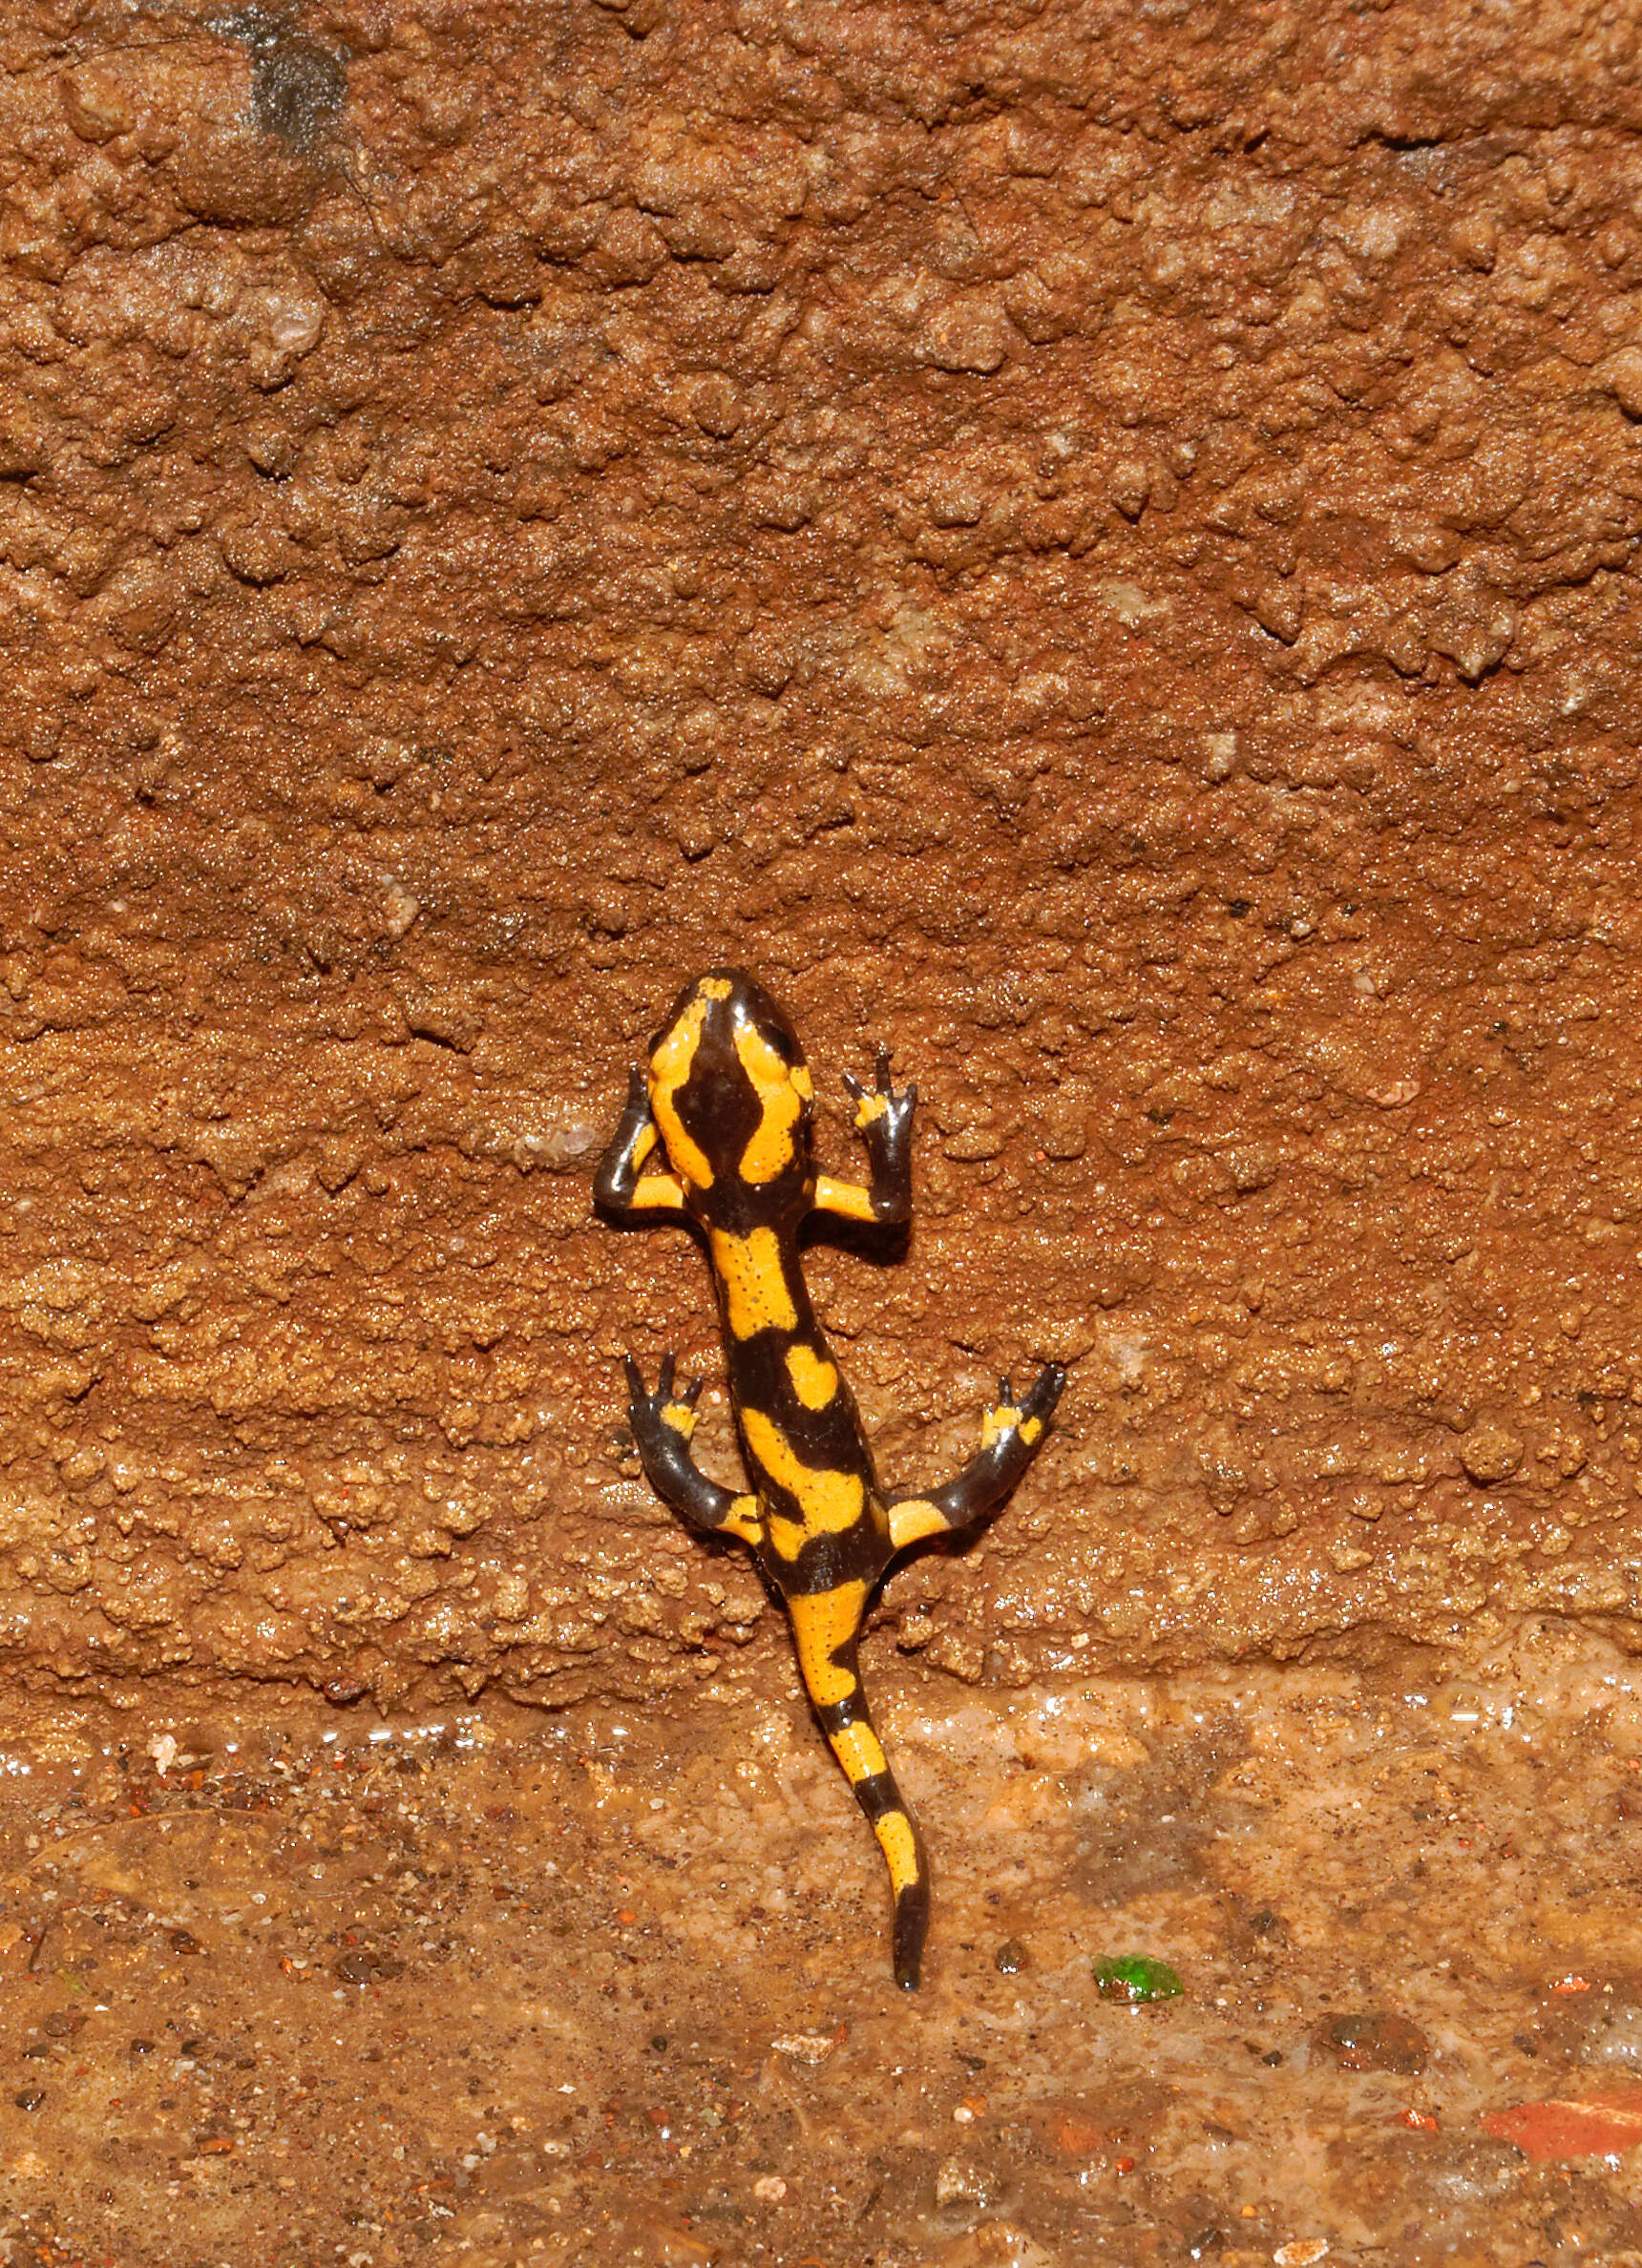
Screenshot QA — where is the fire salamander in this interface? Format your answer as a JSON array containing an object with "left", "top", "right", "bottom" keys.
[{"left": 594, "top": 970, "right": 1065, "bottom": 1991}]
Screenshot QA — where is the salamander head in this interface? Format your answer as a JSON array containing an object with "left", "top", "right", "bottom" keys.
[{"left": 647, "top": 969, "right": 814, "bottom": 1219}]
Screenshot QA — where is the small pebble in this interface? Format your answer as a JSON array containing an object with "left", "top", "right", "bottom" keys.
[
  {"left": 13, "top": 2089, "right": 45, "bottom": 2110},
  {"left": 772, "top": 2033, "right": 835, "bottom": 2065},
  {"left": 934, "top": 2156, "right": 992, "bottom": 2206},
  {"left": 1315, "top": 2011, "right": 1428, "bottom": 2074},
  {"left": 752, "top": 2174, "right": 787, "bottom": 2202},
  {"left": 995, "top": 1939, "right": 1028, "bottom": 1974},
  {"left": 1274, "top": 2242, "right": 1329, "bottom": 2267}
]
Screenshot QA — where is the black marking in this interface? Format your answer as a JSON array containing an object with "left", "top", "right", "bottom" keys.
[
  {"left": 225, "top": 9, "right": 347, "bottom": 152},
  {"left": 848, "top": 1771, "right": 902, "bottom": 1825},
  {"left": 812, "top": 1691, "right": 869, "bottom": 1738},
  {"left": 894, "top": 1879, "right": 930, "bottom": 1992}
]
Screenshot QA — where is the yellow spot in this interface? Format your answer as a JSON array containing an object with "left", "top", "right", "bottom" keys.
[
  {"left": 785, "top": 1345, "right": 838, "bottom": 1409},
  {"left": 766, "top": 1511, "right": 809, "bottom": 1561},
  {"left": 873, "top": 1808, "right": 921, "bottom": 1896},
  {"left": 790, "top": 1064, "right": 813, "bottom": 1100},
  {"left": 709, "top": 1228, "right": 798, "bottom": 1339},
  {"left": 649, "top": 997, "right": 714, "bottom": 1190},
  {"left": 723, "top": 1494, "right": 763, "bottom": 1545},
  {"left": 735, "top": 1023, "right": 805, "bottom": 1185},
  {"left": 787, "top": 1582, "right": 869, "bottom": 1709},
  {"left": 981, "top": 1403, "right": 1022, "bottom": 1450},
  {"left": 888, "top": 1497, "right": 949, "bottom": 1550},
  {"left": 661, "top": 1401, "right": 697, "bottom": 1438},
  {"left": 1020, "top": 1415, "right": 1042, "bottom": 1447},
  {"left": 813, "top": 1174, "right": 875, "bottom": 1225},
  {"left": 741, "top": 1409, "right": 864, "bottom": 1537},
  {"left": 830, "top": 1719, "right": 888, "bottom": 1785},
  {"left": 626, "top": 1172, "right": 687, "bottom": 1212},
  {"left": 699, "top": 976, "right": 733, "bottom": 1000},
  {"left": 853, "top": 1089, "right": 889, "bottom": 1129}
]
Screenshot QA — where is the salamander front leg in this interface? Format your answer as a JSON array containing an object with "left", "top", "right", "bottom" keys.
[
  {"left": 594, "top": 1067, "right": 686, "bottom": 1215},
  {"left": 621, "top": 1354, "right": 762, "bottom": 1545},
  {"left": 887, "top": 1361, "right": 1067, "bottom": 1551},
  {"left": 813, "top": 1047, "right": 916, "bottom": 1229}
]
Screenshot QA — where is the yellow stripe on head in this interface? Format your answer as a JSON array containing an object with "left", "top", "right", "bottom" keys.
[
  {"left": 740, "top": 1409, "right": 864, "bottom": 1535},
  {"left": 649, "top": 995, "right": 715, "bottom": 1191},
  {"left": 708, "top": 1228, "right": 799, "bottom": 1339},
  {"left": 788, "top": 1581, "right": 868, "bottom": 1709},
  {"left": 735, "top": 1022, "right": 807, "bottom": 1186}
]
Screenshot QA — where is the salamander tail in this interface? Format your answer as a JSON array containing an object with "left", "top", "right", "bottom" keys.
[
  {"left": 791, "top": 1598, "right": 930, "bottom": 1988},
  {"left": 825, "top": 1700, "right": 929, "bottom": 1990}
]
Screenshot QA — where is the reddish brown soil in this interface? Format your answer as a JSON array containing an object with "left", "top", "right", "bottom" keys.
[
  {"left": 5, "top": 1640, "right": 1642, "bottom": 2265},
  {"left": 3, "top": 0, "right": 1641, "bottom": 1718},
  {"left": 6, "top": 6, "right": 1642, "bottom": 2245}
]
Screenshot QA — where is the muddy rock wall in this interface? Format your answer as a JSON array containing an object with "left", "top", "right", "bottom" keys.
[{"left": 3, "top": 0, "right": 1642, "bottom": 1715}]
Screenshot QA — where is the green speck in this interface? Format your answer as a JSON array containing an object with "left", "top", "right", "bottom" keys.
[{"left": 1094, "top": 1954, "right": 1183, "bottom": 2005}]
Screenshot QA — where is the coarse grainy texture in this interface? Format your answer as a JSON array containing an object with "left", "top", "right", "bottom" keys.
[
  {"left": 4, "top": 1647, "right": 1642, "bottom": 2265},
  {"left": 2, "top": 0, "right": 1642, "bottom": 1712}
]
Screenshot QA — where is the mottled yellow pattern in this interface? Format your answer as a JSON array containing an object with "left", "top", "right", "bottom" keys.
[
  {"left": 740, "top": 1407, "right": 864, "bottom": 1535},
  {"left": 708, "top": 1227, "right": 798, "bottom": 1339},
  {"left": 788, "top": 1580, "right": 869, "bottom": 1708},
  {"left": 785, "top": 1344, "right": 839, "bottom": 1409},
  {"left": 735, "top": 1022, "right": 807, "bottom": 1185},
  {"left": 649, "top": 996, "right": 715, "bottom": 1190},
  {"left": 661, "top": 1400, "right": 697, "bottom": 1438},
  {"left": 853, "top": 1088, "right": 889, "bottom": 1129}
]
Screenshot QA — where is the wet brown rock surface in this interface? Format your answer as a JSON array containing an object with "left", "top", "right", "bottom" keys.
[{"left": 3, "top": 0, "right": 1642, "bottom": 1708}]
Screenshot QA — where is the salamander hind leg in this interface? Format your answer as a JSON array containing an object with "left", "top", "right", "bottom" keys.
[
  {"left": 888, "top": 1360, "right": 1067, "bottom": 1551},
  {"left": 621, "top": 1354, "right": 761, "bottom": 1544}
]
